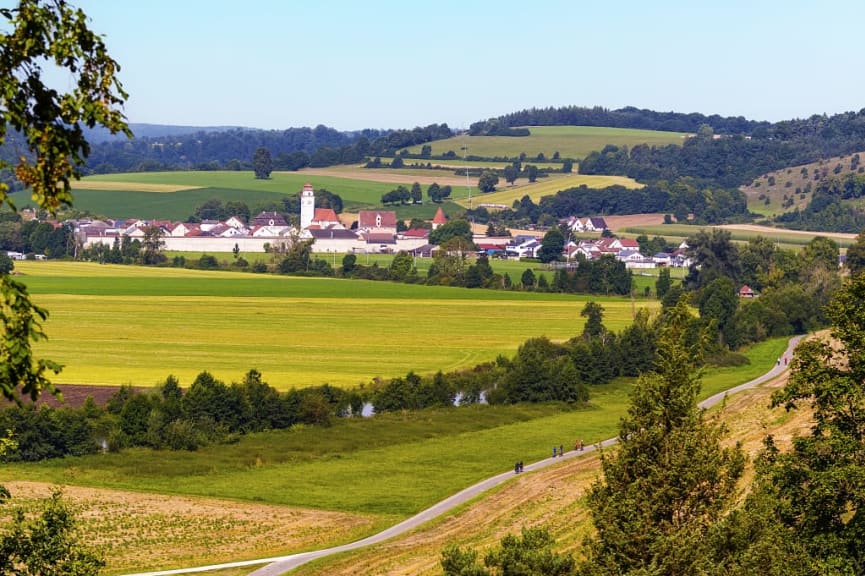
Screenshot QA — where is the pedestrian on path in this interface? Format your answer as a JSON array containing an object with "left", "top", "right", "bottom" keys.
[
  {"left": 559, "top": 444, "right": 564, "bottom": 457},
  {"left": 552, "top": 446, "right": 557, "bottom": 458}
]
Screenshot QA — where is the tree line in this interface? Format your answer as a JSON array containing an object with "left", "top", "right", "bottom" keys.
[
  {"left": 72, "top": 123, "right": 454, "bottom": 174},
  {"left": 471, "top": 105, "right": 770, "bottom": 135}
]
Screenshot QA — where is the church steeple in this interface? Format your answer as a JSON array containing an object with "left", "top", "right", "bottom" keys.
[{"left": 300, "top": 183, "right": 315, "bottom": 229}]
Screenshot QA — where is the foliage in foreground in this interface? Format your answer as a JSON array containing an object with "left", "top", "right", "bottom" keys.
[
  {"left": 578, "top": 300, "right": 746, "bottom": 576},
  {"left": 711, "top": 273, "right": 865, "bottom": 574},
  {"left": 0, "top": 490, "right": 104, "bottom": 576},
  {"left": 0, "top": 0, "right": 129, "bottom": 403},
  {"left": 441, "top": 527, "right": 575, "bottom": 576}
]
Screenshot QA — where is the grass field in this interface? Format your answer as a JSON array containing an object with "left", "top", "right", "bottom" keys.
[
  {"left": 16, "top": 261, "right": 658, "bottom": 389},
  {"left": 58, "top": 171, "right": 406, "bottom": 218},
  {"left": 403, "top": 126, "right": 688, "bottom": 161}
]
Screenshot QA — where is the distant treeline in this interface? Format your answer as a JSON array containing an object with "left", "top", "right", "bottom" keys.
[
  {"left": 78, "top": 123, "right": 454, "bottom": 174},
  {"left": 470, "top": 105, "right": 771, "bottom": 135},
  {"left": 466, "top": 178, "right": 748, "bottom": 228}
]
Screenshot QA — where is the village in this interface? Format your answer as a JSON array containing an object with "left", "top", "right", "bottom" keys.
[{"left": 68, "top": 183, "right": 694, "bottom": 269}]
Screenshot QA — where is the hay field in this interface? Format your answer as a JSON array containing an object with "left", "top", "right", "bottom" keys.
[
  {"left": 18, "top": 261, "right": 657, "bottom": 389},
  {"left": 455, "top": 173, "right": 643, "bottom": 208},
  {"left": 70, "top": 180, "right": 202, "bottom": 193},
  {"left": 405, "top": 126, "right": 688, "bottom": 160}
]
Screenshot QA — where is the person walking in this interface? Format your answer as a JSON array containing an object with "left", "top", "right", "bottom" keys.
[{"left": 559, "top": 444, "right": 564, "bottom": 457}]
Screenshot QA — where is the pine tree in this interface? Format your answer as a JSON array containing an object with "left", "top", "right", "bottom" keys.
[{"left": 579, "top": 298, "right": 745, "bottom": 576}]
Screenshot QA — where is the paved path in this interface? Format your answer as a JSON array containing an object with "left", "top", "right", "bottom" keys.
[{"left": 125, "top": 336, "right": 803, "bottom": 576}]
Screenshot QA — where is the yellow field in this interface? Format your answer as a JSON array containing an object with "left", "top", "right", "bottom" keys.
[
  {"left": 70, "top": 180, "right": 201, "bottom": 193},
  {"left": 455, "top": 173, "right": 643, "bottom": 208},
  {"left": 19, "top": 261, "right": 656, "bottom": 390}
]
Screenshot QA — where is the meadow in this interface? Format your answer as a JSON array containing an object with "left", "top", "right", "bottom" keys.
[
  {"left": 63, "top": 171, "right": 440, "bottom": 219},
  {"left": 17, "top": 261, "right": 658, "bottom": 389},
  {"left": 403, "top": 126, "right": 688, "bottom": 160}
]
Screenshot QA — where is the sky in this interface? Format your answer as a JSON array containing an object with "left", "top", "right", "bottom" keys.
[{"left": 59, "top": 0, "right": 865, "bottom": 132}]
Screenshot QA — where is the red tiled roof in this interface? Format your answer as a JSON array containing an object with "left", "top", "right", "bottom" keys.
[
  {"left": 433, "top": 207, "right": 447, "bottom": 224},
  {"left": 402, "top": 228, "right": 429, "bottom": 238},
  {"left": 313, "top": 208, "right": 339, "bottom": 223},
  {"left": 358, "top": 210, "right": 397, "bottom": 229}
]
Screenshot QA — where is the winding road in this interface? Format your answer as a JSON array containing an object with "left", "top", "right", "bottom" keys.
[{"left": 125, "top": 335, "right": 803, "bottom": 576}]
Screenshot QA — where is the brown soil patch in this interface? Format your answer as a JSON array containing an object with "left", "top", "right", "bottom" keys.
[{"left": 1, "top": 481, "right": 378, "bottom": 575}]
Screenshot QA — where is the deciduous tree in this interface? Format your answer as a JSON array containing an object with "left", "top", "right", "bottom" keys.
[
  {"left": 0, "top": 0, "right": 129, "bottom": 402},
  {"left": 477, "top": 171, "right": 499, "bottom": 193},
  {"left": 253, "top": 146, "right": 273, "bottom": 179}
]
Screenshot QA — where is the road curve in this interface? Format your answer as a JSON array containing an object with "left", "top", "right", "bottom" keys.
[{"left": 124, "top": 336, "right": 803, "bottom": 576}]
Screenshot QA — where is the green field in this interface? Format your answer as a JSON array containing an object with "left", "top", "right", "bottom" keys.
[
  {"left": 53, "top": 171, "right": 413, "bottom": 219},
  {"left": 17, "top": 261, "right": 658, "bottom": 389},
  {"left": 404, "top": 126, "right": 688, "bottom": 161}
]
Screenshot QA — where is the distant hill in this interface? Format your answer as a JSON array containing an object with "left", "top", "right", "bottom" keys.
[
  {"left": 742, "top": 151, "right": 865, "bottom": 217},
  {"left": 84, "top": 123, "right": 250, "bottom": 143}
]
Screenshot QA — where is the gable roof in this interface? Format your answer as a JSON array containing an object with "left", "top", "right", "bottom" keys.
[
  {"left": 313, "top": 207, "right": 340, "bottom": 223},
  {"left": 251, "top": 211, "right": 287, "bottom": 227},
  {"left": 358, "top": 210, "right": 398, "bottom": 229},
  {"left": 401, "top": 228, "right": 429, "bottom": 238}
]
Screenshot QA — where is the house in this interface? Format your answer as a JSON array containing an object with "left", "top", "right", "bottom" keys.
[
  {"left": 357, "top": 210, "right": 397, "bottom": 234},
  {"left": 505, "top": 237, "right": 542, "bottom": 259},
  {"left": 310, "top": 207, "right": 344, "bottom": 230},
  {"left": 653, "top": 252, "right": 672, "bottom": 266},
  {"left": 565, "top": 216, "right": 586, "bottom": 232},
  {"left": 401, "top": 228, "right": 430, "bottom": 240},
  {"left": 224, "top": 216, "right": 247, "bottom": 230},
  {"left": 738, "top": 285, "right": 757, "bottom": 298},
  {"left": 251, "top": 211, "right": 288, "bottom": 227},
  {"left": 584, "top": 217, "right": 608, "bottom": 232}
]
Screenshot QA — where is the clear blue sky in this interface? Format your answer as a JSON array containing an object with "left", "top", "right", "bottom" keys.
[{"left": 69, "top": 0, "right": 865, "bottom": 131}]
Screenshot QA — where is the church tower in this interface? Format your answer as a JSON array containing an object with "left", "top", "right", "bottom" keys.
[{"left": 300, "top": 183, "right": 315, "bottom": 229}]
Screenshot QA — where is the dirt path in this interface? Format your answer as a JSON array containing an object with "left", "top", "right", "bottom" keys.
[{"left": 123, "top": 336, "right": 804, "bottom": 576}]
